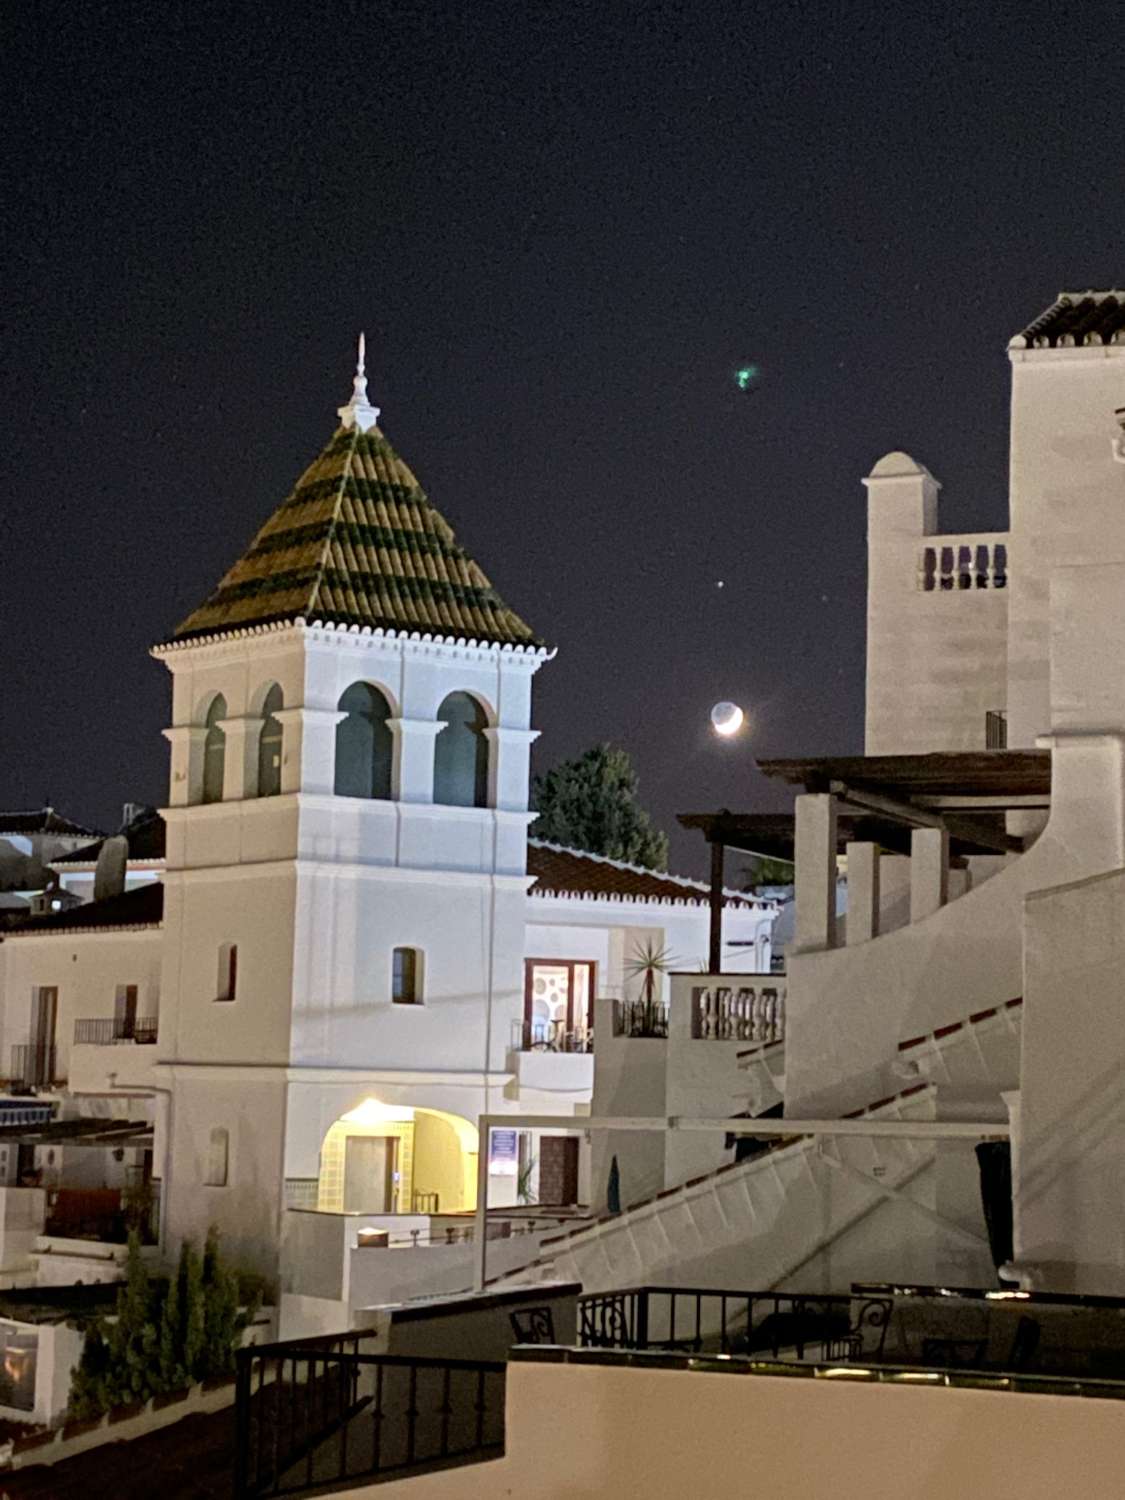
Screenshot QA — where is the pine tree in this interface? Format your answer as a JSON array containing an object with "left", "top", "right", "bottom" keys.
[
  {"left": 200, "top": 1226, "right": 245, "bottom": 1379},
  {"left": 531, "top": 744, "right": 669, "bottom": 871},
  {"left": 68, "top": 1224, "right": 256, "bottom": 1416}
]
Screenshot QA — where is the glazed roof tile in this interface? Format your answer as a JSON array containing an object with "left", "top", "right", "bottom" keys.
[
  {"left": 526, "top": 839, "right": 755, "bottom": 908},
  {"left": 1012, "top": 291, "right": 1125, "bottom": 349},
  {"left": 173, "top": 425, "right": 539, "bottom": 646}
]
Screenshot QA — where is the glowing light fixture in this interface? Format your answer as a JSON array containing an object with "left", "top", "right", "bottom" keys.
[{"left": 341, "top": 1097, "right": 415, "bottom": 1127}]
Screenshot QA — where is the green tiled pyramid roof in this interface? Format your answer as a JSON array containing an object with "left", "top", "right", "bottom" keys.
[{"left": 174, "top": 423, "right": 539, "bottom": 646}]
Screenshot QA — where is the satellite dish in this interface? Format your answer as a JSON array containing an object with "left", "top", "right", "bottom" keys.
[{"left": 710, "top": 702, "right": 745, "bottom": 737}]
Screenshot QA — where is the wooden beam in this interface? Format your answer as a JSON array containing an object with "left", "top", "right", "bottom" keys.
[{"left": 709, "top": 840, "right": 725, "bottom": 973}]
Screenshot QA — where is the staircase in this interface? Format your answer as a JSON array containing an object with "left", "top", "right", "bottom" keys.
[{"left": 497, "top": 1084, "right": 945, "bottom": 1294}]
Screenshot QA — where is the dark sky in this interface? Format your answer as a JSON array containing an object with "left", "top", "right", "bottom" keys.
[{"left": 3, "top": 1, "right": 1123, "bottom": 872}]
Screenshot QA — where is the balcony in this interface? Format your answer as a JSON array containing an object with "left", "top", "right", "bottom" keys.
[
  {"left": 510, "top": 1018, "right": 592, "bottom": 1054},
  {"left": 508, "top": 1018, "right": 594, "bottom": 1095},
  {"left": 612, "top": 999, "right": 669, "bottom": 1038},
  {"left": 73, "top": 1016, "right": 158, "bottom": 1046},
  {"left": 9, "top": 1045, "right": 59, "bottom": 1090}
]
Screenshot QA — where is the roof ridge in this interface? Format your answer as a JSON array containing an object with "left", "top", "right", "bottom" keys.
[{"left": 306, "top": 423, "right": 360, "bottom": 621}]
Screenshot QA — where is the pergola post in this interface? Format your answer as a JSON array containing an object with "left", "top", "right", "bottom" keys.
[
  {"left": 708, "top": 840, "right": 725, "bottom": 973},
  {"left": 846, "top": 840, "right": 880, "bottom": 944},
  {"left": 910, "top": 826, "right": 949, "bottom": 922},
  {"left": 794, "top": 793, "right": 838, "bottom": 951}
]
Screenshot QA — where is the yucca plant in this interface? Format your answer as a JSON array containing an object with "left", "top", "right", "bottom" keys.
[{"left": 624, "top": 938, "right": 679, "bottom": 1035}]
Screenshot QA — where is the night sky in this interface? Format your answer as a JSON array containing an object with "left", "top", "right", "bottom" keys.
[{"left": 4, "top": 2, "right": 1123, "bottom": 872}]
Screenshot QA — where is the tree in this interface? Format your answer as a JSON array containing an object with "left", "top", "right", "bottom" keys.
[
  {"left": 739, "top": 854, "right": 794, "bottom": 892},
  {"left": 531, "top": 744, "right": 669, "bottom": 871},
  {"left": 69, "top": 1226, "right": 259, "bottom": 1418}
]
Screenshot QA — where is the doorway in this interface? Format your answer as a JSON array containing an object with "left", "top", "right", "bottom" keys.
[
  {"left": 343, "top": 1135, "right": 398, "bottom": 1212},
  {"left": 538, "top": 1136, "right": 580, "bottom": 1206}
]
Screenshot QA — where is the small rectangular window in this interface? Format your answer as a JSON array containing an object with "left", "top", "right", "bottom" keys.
[
  {"left": 392, "top": 947, "right": 421, "bottom": 1004},
  {"left": 216, "top": 944, "right": 238, "bottom": 1002},
  {"left": 985, "top": 710, "right": 1008, "bottom": 750}
]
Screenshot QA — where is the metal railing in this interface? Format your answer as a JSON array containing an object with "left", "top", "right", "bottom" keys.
[
  {"left": 10, "top": 1044, "right": 57, "bottom": 1089},
  {"left": 73, "top": 1016, "right": 158, "bottom": 1046},
  {"left": 578, "top": 1287, "right": 892, "bottom": 1363},
  {"left": 233, "top": 1329, "right": 505, "bottom": 1498},
  {"left": 511, "top": 1018, "right": 593, "bottom": 1053},
  {"left": 612, "top": 1000, "right": 669, "bottom": 1039},
  {"left": 692, "top": 983, "right": 785, "bottom": 1042}
]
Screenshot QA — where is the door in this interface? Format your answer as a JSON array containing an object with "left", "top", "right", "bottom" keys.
[
  {"left": 537, "top": 1136, "right": 580, "bottom": 1206},
  {"left": 31, "top": 987, "right": 57, "bottom": 1084},
  {"left": 115, "top": 984, "right": 138, "bottom": 1040},
  {"left": 343, "top": 1135, "right": 397, "bottom": 1213}
]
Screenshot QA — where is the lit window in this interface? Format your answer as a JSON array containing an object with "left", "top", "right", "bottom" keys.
[
  {"left": 392, "top": 947, "right": 421, "bottom": 1005},
  {"left": 205, "top": 1127, "right": 229, "bottom": 1187},
  {"left": 523, "top": 959, "right": 594, "bottom": 1049},
  {"left": 216, "top": 944, "right": 238, "bottom": 1002}
]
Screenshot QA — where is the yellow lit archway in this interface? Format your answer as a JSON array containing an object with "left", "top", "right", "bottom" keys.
[{"left": 317, "top": 1100, "right": 479, "bottom": 1214}]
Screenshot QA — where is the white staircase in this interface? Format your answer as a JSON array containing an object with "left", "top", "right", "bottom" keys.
[{"left": 497, "top": 1085, "right": 944, "bottom": 1294}]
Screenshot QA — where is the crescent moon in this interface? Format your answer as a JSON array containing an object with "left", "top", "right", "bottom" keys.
[{"left": 711, "top": 703, "right": 745, "bottom": 737}]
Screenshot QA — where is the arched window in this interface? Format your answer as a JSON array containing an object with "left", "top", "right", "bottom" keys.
[
  {"left": 335, "top": 683, "right": 393, "bottom": 799},
  {"left": 257, "top": 684, "right": 284, "bottom": 797},
  {"left": 434, "top": 693, "right": 489, "bottom": 808},
  {"left": 202, "top": 694, "right": 228, "bottom": 805},
  {"left": 205, "top": 1126, "right": 229, "bottom": 1187}
]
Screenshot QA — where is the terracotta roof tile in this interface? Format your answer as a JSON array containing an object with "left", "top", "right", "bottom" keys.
[
  {"left": 172, "top": 425, "right": 539, "bottom": 647},
  {"left": 1012, "top": 291, "right": 1125, "bottom": 349},
  {"left": 526, "top": 839, "right": 755, "bottom": 907}
]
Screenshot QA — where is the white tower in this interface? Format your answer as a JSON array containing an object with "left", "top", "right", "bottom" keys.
[{"left": 151, "top": 341, "right": 549, "bottom": 1273}]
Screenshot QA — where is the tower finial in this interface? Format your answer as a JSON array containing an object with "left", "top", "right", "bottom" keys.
[{"left": 338, "top": 331, "right": 380, "bottom": 432}]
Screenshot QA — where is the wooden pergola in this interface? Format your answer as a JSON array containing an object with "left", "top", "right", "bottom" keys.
[{"left": 680, "top": 750, "right": 1052, "bottom": 971}]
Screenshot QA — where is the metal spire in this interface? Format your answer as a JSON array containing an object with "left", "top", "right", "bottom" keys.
[{"left": 338, "top": 331, "right": 380, "bottom": 432}]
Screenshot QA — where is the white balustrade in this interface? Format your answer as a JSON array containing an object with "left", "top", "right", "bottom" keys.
[
  {"left": 692, "top": 984, "right": 786, "bottom": 1043},
  {"left": 918, "top": 538, "right": 1008, "bottom": 593}
]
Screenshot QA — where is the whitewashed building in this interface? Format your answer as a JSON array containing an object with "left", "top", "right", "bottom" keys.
[
  {"left": 500, "top": 289, "right": 1125, "bottom": 1304},
  {"left": 0, "top": 345, "right": 773, "bottom": 1314}
]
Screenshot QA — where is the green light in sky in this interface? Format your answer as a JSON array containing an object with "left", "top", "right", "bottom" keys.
[{"left": 735, "top": 365, "right": 760, "bottom": 391}]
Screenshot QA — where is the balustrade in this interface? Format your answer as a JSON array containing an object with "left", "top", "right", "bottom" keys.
[
  {"left": 691, "top": 984, "right": 785, "bottom": 1042},
  {"left": 919, "top": 539, "right": 1008, "bottom": 592}
]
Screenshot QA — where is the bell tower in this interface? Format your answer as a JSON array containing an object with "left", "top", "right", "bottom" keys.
[{"left": 151, "top": 340, "right": 549, "bottom": 1274}]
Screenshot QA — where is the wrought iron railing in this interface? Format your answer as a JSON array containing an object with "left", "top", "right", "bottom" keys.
[
  {"left": 233, "top": 1329, "right": 505, "bottom": 1498},
  {"left": 612, "top": 1000, "right": 669, "bottom": 1038},
  {"left": 10, "top": 1044, "right": 57, "bottom": 1089},
  {"left": 511, "top": 1018, "right": 593, "bottom": 1053},
  {"left": 578, "top": 1286, "right": 891, "bottom": 1363},
  {"left": 73, "top": 1016, "right": 158, "bottom": 1046},
  {"left": 692, "top": 983, "right": 785, "bottom": 1042}
]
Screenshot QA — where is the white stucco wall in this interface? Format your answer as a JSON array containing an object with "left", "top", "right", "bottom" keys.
[
  {"left": 1006, "top": 344, "right": 1125, "bottom": 747},
  {"left": 0, "top": 926, "right": 163, "bottom": 1090}
]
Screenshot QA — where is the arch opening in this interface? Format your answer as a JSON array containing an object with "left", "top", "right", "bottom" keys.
[
  {"left": 335, "top": 682, "right": 393, "bottom": 800},
  {"left": 258, "top": 683, "right": 284, "bottom": 798},
  {"left": 316, "top": 1101, "right": 479, "bottom": 1215},
  {"left": 201, "top": 694, "right": 228, "bottom": 805},
  {"left": 433, "top": 692, "right": 489, "bottom": 808}
]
